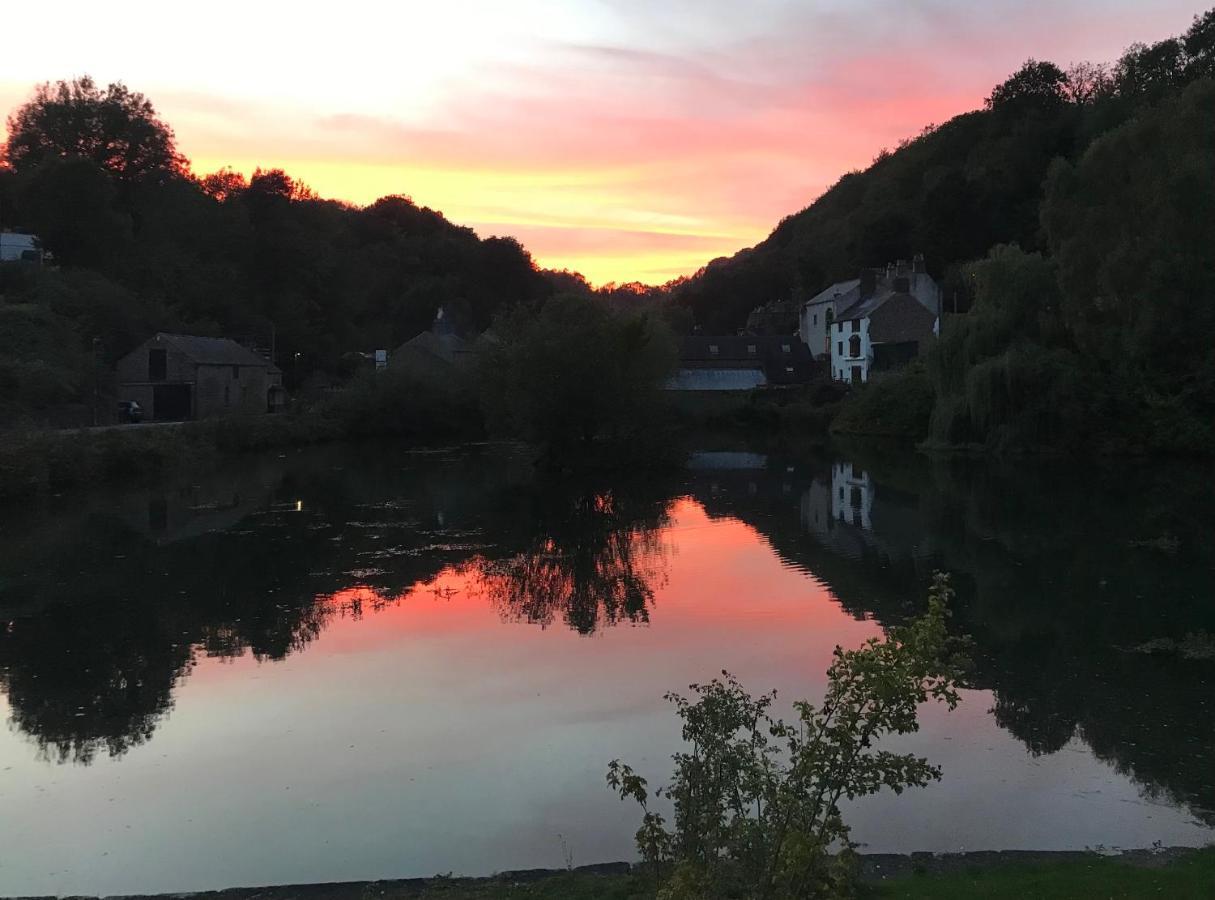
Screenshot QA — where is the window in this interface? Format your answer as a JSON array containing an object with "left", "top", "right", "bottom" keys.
[
  {"left": 812, "top": 314, "right": 817, "bottom": 326},
  {"left": 747, "top": 344, "right": 757, "bottom": 355},
  {"left": 148, "top": 348, "right": 167, "bottom": 382},
  {"left": 837, "top": 341, "right": 843, "bottom": 356},
  {"left": 851, "top": 320, "right": 859, "bottom": 333},
  {"left": 231, "top": 365, "right": 239, "bottom": 379},
  {"left": 781, "top": 343, "right": 791, "bottom": 353},
  {"left": 224, "top": 385, "right": 231, "bottom": 406},
  {"left": 849, "top": 335, "right": 861, "bottom": 358},
  {"left": 709, "top": 344, "right": 719, "bottom": 355},
  {"left": 785, "top": 366, "right": 794, "bottom": 375}
]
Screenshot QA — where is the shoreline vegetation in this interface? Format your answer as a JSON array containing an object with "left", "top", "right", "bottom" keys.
[{"left": 14, "top": 848, "right": 1212, "bottom": 900}]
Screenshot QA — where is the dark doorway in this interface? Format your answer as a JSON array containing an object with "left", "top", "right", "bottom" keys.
[
  {"left": 851, "top": 366, "right": 863, "bottom": 383},
  {"left": 152, "top": 384, "right": 191, "bottom": 421},
  {"left": 148, "top": 348, "right": 167, "bottom": 381}
]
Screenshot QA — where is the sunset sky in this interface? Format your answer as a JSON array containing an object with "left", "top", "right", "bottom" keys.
[{"left": 0, "top": 1, "right": 1203, "bottom": 284}]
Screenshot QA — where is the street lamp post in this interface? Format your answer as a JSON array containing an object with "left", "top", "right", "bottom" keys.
[{"left": 92, "top": 337, "right": 102, "bottom": 426}]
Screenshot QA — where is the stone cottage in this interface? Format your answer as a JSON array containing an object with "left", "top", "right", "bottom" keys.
[{"left": 116, "top": 333, "right": 284, "bottom": 421}]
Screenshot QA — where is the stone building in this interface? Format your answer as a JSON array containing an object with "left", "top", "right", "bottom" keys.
[{"left": 116, "top": 333, "right": 284, "bottom": 421}]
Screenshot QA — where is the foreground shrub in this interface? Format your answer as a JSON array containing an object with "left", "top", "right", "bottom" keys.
[
  {"left": 608, "top": 574, "right": 966, "bottom": 899},
  {"left": 831, "top": 364, "right": 935, "bottom": 439}
]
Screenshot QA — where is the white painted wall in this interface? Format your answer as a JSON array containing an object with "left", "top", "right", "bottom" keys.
[
  {"left": 800, "top": 300, "right": 837, "bottom": 360},
  {"left": 830, "top": 318, "right": 872, "bottom": 384},
  {"left": 831, "top": 462, "right": 872, "bottom": 530}
]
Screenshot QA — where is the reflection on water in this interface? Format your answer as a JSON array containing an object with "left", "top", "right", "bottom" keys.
[{"left": 0, "top": 441, "right": 1212, "bottom": 894}]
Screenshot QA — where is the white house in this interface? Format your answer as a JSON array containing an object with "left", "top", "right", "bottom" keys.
[
  {"left": 800, "top": 257, "right": 942, "bottom": 384},
  {"left": 801, "top": 278, "right": 861, "bottom": 361}
]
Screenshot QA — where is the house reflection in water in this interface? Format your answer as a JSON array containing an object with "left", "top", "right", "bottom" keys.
[{"left": 832, "top": 462, "right": 872, "bottom": 530}]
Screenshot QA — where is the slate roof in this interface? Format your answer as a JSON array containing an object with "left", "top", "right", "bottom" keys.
[
  {"left": 154, "top": 333, "right": 276, "bottom": 368},
  {"left": 392, "top": 330, "right": 474, "bottom": 366},
  {"left": 804, "top": 278, "right": 860, "bottom": 307},
  {"left": 867, "top": 293, "right": 937, "bottom": 344},
  {"left": 678, "top": 336, "right": 816, "bottom": 384},
  {"left": 836, "top": 289, "right": 894, "bottom": 322}
]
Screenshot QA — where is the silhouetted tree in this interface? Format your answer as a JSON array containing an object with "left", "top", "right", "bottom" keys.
[
  {"left": 985, "top": 59, "right": 1069, "bottom": 110},
  {"left": 2, "top": 76, "right": 186, "bottom": 180},
  {"left": 478, "top": 295, "right": 677, "bottom": 462}
]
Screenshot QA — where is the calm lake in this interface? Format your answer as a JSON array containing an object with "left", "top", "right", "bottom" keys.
[{"left": 1, "top": 441, "right": 1212, "bottom": 896}]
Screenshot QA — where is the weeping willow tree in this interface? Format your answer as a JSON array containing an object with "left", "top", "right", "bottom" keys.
[{"left": 924, "top": 246, "right": 1093, "bottom": 451}]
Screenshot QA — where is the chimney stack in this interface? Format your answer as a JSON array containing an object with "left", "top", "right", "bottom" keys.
[{"left": 912, "top": 253, "right": 926, "bottom": 274}]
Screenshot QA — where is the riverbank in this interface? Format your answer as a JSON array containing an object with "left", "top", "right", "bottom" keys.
[
  {"left": 12, "top": 848, "right": 1211, "bottom": 900},
  {"left": 0, "top": 363, "right": 485, "bottom": 500}
]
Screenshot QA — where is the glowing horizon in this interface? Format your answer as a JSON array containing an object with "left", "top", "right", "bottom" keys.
[{"left": 0, "top": 1, "right": 1203, "bottom": 285}]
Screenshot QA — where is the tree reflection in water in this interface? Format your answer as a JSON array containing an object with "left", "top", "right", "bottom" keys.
[
  {"left": 1, "top": 438, "right": 1212, "bottom": 843},
  {"left": 469, "top": 481, "right": 672, "bottom": 634}
]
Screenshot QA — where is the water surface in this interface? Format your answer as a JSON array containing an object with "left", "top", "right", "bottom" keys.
[{"left": 1, "top": 442, "right": 1212, "bottom": 895}]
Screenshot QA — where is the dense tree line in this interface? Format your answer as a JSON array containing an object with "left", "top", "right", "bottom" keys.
[
  {"left": 669, "top": 10, "right": 1215, "bottom": 340},
  {"left": 726, "top": 10, "right": 1213, "bottom": 454},
  {"left": 0, "top": 76, "right": 552, "bottom": 423}
]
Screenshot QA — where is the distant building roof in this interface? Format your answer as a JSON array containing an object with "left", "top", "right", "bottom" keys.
[
  {"left": 0, "top": 231, "right": 41, "bottom": 262},
  {"left": 678, "top": 335, "right": 815, "bottom": 384},
  {"left": 805, "top": 278, "right": 860, "bottom": 307},
  {"left": 392, "top": 330, "right": 473, "bottom": 367},
  {"left": 867, "top": 293, "right": 938, "bottom": 344},
  {"left": 836, "top": 290, "right": 892, "bottom": 322},
  {"left": 153, "top": 333, "right": 276, "bottom": 368}
]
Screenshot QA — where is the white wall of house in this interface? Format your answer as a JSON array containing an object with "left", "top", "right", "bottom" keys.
[
  {"left": 907, "top": 271, "right": 942, "bottom": 317},
  {"left": 800, "top": 300, "right": 838, "bottom": 360},
  {"left": 830, "top": 318, "right": 872, "bottom": 384},
  {"left": 831, "top": 462, "right": 872, "bottom": 530}
]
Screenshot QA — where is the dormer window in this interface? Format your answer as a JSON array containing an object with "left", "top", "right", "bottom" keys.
[
  {"left": 709, "top": 344, "right": 719, "bottom": 355},
  {"left": 781, "top": 344, "right": 791, "bottom": 353},
  {"left": 747, "top": 344, "right": 757, "bottom": 355}
]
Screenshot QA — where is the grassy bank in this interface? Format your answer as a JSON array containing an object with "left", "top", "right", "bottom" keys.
[
  {"left": 0, "top": 363, "right": 483, "bottom": 501},
  {"left": 73, "top": 848, "right": 1215, "bottom": 899},
  {"left": 866, "top": 847, "right": 1215, "bottom": 899}
]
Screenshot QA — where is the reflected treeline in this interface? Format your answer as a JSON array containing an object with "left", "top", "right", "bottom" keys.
[
  {"left": 469, "top": 478, "right": 672, "bottom": 634},
  {"left": 685, "top": 442, "right": 1215, "bottom": 825},
  {"left": 2, "top": 438, "right": 1213, "bottom": 833},
  {"left": 0, "top": 444, "right": 672, "bottom": 762}
]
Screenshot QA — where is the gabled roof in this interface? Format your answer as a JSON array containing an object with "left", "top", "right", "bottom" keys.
[
  {"left": 392, "top": 330, "right": 473, "bottom": 366},
  {"left": 153, "top": 333, "right": 275, "bottom": 368},
  {"left": 867, "top": 293, "right": 937, "bottom": 344},
  {"left": 805, "top": 278, "right": 860, "bottom": 308},
  {"left": 678, "top": 335, "right": 815, "bottom": 384},
  {"left": 835, "top": 289, "right": 892, "bottom": 323}
]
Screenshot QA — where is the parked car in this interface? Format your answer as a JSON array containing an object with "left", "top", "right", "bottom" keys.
[{"left": 117, "top": 400, "right": 144, "bottom": 423}]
